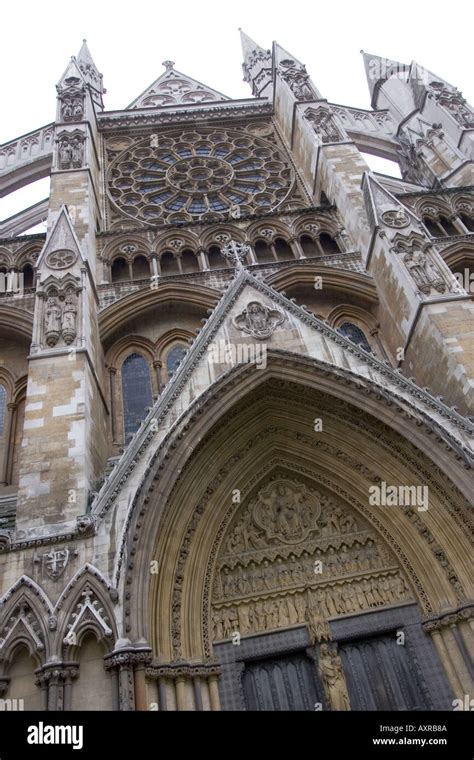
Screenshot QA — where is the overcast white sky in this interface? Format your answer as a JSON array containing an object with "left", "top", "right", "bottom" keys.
[{"left": 1, "top": 0, "right": 472, "bottom": 223}]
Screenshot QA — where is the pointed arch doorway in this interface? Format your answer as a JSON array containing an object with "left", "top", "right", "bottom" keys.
[{"left": 134, "top": 366, "right": 471, "bottom": 711}]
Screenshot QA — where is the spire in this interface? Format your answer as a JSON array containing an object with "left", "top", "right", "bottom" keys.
[
  {"left": 239, "top": 29, "right": 266, "bottom": 61},
  {"left": 76, "top": 39, "right": 105, "bottom": 98},
  {"left": 361, "top": 51, "right": 409, "bottom": 108},
  {"left": 127, "top": 62, "right": 230, "bottom": 109},
  {"left": 239, "top": 29, "right": 272, "bottom": 99},
  {"left": 273, "top": 41, "right": 322, "bottom": 101}
]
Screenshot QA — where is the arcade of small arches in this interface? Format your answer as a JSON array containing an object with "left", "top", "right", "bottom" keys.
[{"left": 106, "top": 231, "right": 344, "bottom": 283}]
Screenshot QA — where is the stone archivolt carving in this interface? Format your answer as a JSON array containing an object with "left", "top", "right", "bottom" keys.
[
  {"left": 211, "top": 479, "right": 412, "bottom": 641},
  {"left": 305, "top": 107, "right": 344, "bottom": 144},
  {"left": 279, "top": 59, "right": 317, "bottom": 101},
  {"left": 232, "top": 300, "right": 285, "bottom": 340}
]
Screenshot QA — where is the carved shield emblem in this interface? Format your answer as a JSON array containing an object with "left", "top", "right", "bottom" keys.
[{"left": 42, "top": 548, "right": 69, "bottom": 580}]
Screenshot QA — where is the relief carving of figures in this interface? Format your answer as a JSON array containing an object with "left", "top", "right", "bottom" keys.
[
  {"left": 253, "top": 480, "right": 321, "bottom": 544},
  {"left": 305, "top": 107, "right": 343, "bottom": 143},
  {"left": 57, "top": 134, "right": 85, "bottom": 170},
  {"left": 279, "top": 59, "right": 316, "bottom": 101},
  {"left": 232, "top": 300, "right": 284, "bottom": 340},
  {"left": 318, "top": 644, "right": 351, "bottom": 710},
  {"left": 44, "top": 296, "right": 62, "bottom": 347},
  {"left": 61, "top": 292, "right": 77, "bottom": 345},
  {"left": 61, "top": 94, "right": 84, "bottom": 122},
  {"left": 403, "top": 250, "right": 446, "bottom": 293}
]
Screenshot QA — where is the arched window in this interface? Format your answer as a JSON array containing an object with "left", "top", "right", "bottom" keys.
[
  {"left": 300, "top": 235, "right": 319, "bottom": 257},
  {"left": 459, "top": 213, "right": 474, "bottom": 232},
  {"left": 160, "top": 251, "right": 180, "bottom": 276},
  {"left": 254, "top": 240, "right": 273, "bottom": 263},
  {"left": 438, "top": 215, "right": 458, "bottom": 237},
  {"left": 166, "top": 345, "right": 187, "bottom": 379},
  {"left": 338, "top": 322, "right": 372, "bottom": 352},
  {"left": 132, "top": 255, "right": 150, "bottom": 280},
  {"left": 111, "top": 257, "right": 129, "bottom": 282},
  {"left": 121, "top": 353, "right": 153, "bottom": 443},
  {"left": 207, "top": 246, "right": 224, "bottom": 269},
  {"left": 423, "top": 217, "right": 441, "bottom": 237},
  {"left": 274, "top": 238, "right": 294, "bottom": 261},
  {"left": 181, "top": 249, "right": 199, "bottom": 273},
  {"left": 319, "top": 233, "right": 340, "bottom": 254},
  {"left": 0, "top": 384, "right": 6, "bottom": 436},
  {"left": 22, "top": 264, "right": 34, "bottom": 289}
]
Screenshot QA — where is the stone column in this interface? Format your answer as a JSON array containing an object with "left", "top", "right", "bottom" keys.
[
  {"left": 1, "top": 402, "right": 16, "bottom": 485},
  {"left": 208, "top": 674, "right": 221, "bottom": 711},
  {"left": 429, "top": 628, "right": 464, "bottom": 696},
  {"left": 153, "top": 361, "right": 162, "bottom": 395},
  {"left": 198, "top": 249, "right": 209, "bottom": 271},
  {"left": 134, "top": 662, "right": 148, "bottom": 711},
  {"left": 290, "top": 236, "right": 305, "bottom": 260},
  {"left": 108, "top": 368, "right": 117, "bottom": 444}
]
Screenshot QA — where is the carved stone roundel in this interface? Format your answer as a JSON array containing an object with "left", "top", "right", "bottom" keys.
[
  {"left": 232, "top": 300, "right": 285, "bottom": 340},
  {"left": 45, "top": 250, "right": 77, "bottom": 269},
  {"left": 381, "top": 210, "right": 410, "bottom": 228}
]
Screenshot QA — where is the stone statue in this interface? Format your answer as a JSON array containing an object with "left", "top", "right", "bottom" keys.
[
  {"left": 404, "top": 250, "right": 445, "bottom": 293},
  {"left": 318, "top": 644, "right": 351, "bottom": 710},
  {"left": 61, "top": 293, "right": 77, "bottom": 345},
  {"left": 306, "top": 108, "right": 342, "bottom": 143},
  {"left": 44, "top": 296, "right": 62, "bottom": 347},
  {"left": 70, "top": 137, "right": 84, "bottom": 168},
  {"left": 280, "top": 63, "right": 316, "bottom": 100},
  {"left": 59, "top": 139, "right": 71, "bottom": 169}
]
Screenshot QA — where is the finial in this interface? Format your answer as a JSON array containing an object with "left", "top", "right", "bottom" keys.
[
  {"left": 162, "top": 60, "right": 175, "bottom": 71},
  {"left": 221, "top": 240, "right": 251, "bottom": 270}
]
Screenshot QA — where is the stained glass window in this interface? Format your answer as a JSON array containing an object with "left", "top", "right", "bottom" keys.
[
  {"left": 121, "top": 354, "right": 153, "bottom": 443},
  {"left": 338, "top": 322, "right": 372, "bottom": 352},
  {"left": 166, "top": 345, "right": 186, "bottom": 378},
  {"left": 0, "top": 385, "right": 6, "bottom": 436}
]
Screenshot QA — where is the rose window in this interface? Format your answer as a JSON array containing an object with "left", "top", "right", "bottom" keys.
[{"left": 107, "top": 128, "right": 294, "bottom": 224}]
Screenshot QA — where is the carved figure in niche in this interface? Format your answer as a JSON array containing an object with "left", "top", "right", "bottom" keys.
[
  {"left": 213, "top": 610, "right": 224, "bottom": 640},
  {"left": 61, "top": 292, "right": 77, "bottom": 345},
  {"left": 318, "top": 644, "right": 351, "bottom": 710},
  {"left": 70, "top": 137, "right": 84, "bottom": 168},
  {"left": 340, "top": 513, "right": 358, "bottom": 533},
  {"left": 294, "top": 593, "right": 306, "bottom": 621},
  {"left": 277, "top": 598, "right": 290, "bottom": 628},
  {"left": 232, "top": 300, "right": 284, "bottom": 340},
  {"left": 72, "top": 98, "right": 84, "bottom": 120},
  {"left": 306, "top": 108, "right": 343, "bottom": 143},
  {"left": 238, "top": 603, "right": 251, "bottom": 633},
  {"left": 59, "top": 138, "right": 71, "bottom": 169},
  {"left": 44, "top": 296, "right": 62, "bottom": 347},
  {"left": 286, "top": 596, "right": 299, "bottom": 625},
  {"left": 279, "top": 60, "right": 316, "bottom": 101},
  {"left": 236, "top": 567, "right": 250, "bottom": 595},
  {"left": 62, "top": 101, "right": 73, "bottom": 120},
  {"left": 403, "top": 250, "right": 446, "bottom": 293}
]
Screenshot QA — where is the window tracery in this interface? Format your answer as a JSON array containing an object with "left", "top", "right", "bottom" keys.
[{"left": 107, "top": 128, "right": 294, "bottom": 225}]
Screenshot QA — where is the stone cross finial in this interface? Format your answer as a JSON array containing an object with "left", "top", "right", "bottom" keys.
[
  {"left": 221, "top": 240, "right": 251, "bottom": 270},
  {"left": 162, "top": 60, "right": 175, "bottom": 71}
]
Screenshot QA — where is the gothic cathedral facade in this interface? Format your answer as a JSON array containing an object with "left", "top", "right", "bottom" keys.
[{"left": 0, "top": 33, "right": 472, "bottom": 712}]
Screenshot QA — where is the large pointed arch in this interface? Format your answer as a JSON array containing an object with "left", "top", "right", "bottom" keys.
[{"left": 116, "top": 356, "right": 472, "bottom": 663}]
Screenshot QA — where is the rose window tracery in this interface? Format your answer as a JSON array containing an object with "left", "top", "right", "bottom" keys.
[{"left": 107, "top": 128, "right": 294, "bottom": 224}]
